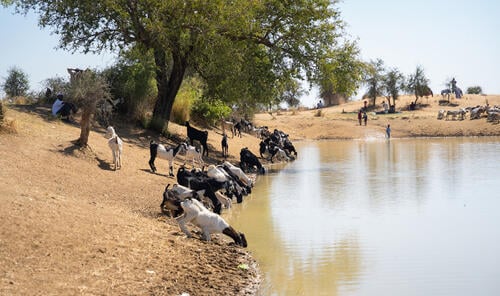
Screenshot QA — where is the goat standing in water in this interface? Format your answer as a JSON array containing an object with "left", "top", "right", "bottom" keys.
[
  {"left": 105, "top": 126, "right": 123, "bottom": 170},
  {"left": 149, "top": 141, "right": 187, "bottom": 176}
]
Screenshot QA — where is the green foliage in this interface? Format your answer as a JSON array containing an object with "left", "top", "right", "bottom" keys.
[
  {"left": 316, "top": 41, "right": 366, "bottom": 102},
  {"left": 5, "top": 0, "right": 347, "bottom": 128},
  {"left": 383, "top": 68, "right": 405, "bottom": 107},
  {"left": 170, "top": 76, "right": 203, "bottom": 125},
  {"left": 101, "top": 47, "right": 157, "bottom": 120},
  {"left": 364, "top": 59, "right": 385, "bottom": 106},
  {"left": 466, "top": 86, "right": 482, "bottom": 94},
  {"left": 68, "top": 70, "right": 110, "bottom": 106},
  {"left": 406, "top": 66, "right": 431, "bottom": 104},
  {"left": 2, "top": 66, "right": 29, "bottom": 98},
  {"left": 190, "top": 98, "right": 231, "bottom": 127},
  {"left": 40, "top": 76, "right": 69, "bottom": 103}
]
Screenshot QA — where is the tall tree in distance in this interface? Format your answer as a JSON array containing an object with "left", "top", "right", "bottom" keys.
[
  {"left": 315, "top": 41, "right": 366, "bottom": 106},
  {"left": 407, "top": 65, "right": 431, "bottom": 106},
  {"left": 4, "top": 0, "right": 346, "bottom": 131},
  {"left": 364, "top": 59, "right": 385, "bottom": 107},
  {"left": 2, "top": 67, "right": 30, "bottom": 98},
  {"left": 383, "top": 68, "right": 405, "bottom": 112}
]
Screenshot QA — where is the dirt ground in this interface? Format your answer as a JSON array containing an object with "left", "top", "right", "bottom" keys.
[{"left": 0, "top": 94, "right": 499, "bottom": 296}]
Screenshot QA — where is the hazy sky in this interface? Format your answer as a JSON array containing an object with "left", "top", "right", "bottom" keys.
[{"left": 1, "top": 1, "right": 499, "bottom": 107}]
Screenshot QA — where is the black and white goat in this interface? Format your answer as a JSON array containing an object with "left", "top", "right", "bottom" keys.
[
  {"left": 185, "top": 121, "right": 209, "bottom": 157},
  {"left": 105, "top": 126, "right": 123, "bottom": 170},
  {"left": 149, "top": 141, "right": 187, "bottom": 176},
  {"left": 161, "top": 183, "right": 230, "bottom": 218},
  {"left": 176, "top": 198, "right": 247, "bottom": 247},
  {"left": 184, "top": 143, "right": 205, "bottom": 168},
  {"left": 177, "top": 167, "right": 224, "bottom": 214}
]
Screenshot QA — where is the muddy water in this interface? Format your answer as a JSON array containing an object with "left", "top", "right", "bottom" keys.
[{"left": 224, "top": 137, "right": 500, "bottom": 296}]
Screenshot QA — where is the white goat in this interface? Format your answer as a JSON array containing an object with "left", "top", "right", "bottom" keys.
[
  {"left": 176, "top": 198, "right": 247, "bottom": 247},
  {"left": 222, "top": 161, "right": 254, "bottom": 187},
  {"left": 105, "top": 126, "right": 123, "bottom": 170},
  {"left": 184, "top": 143, "right": 204, "bottom": 168}
]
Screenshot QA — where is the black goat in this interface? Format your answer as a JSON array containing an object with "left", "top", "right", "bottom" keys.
[
  {"left": 240, "top": 147, "right": 265, "bottom": 174},
  {"left": 185, "top": 121, "right": 209, "bottom": 157},
  {"left": 176, "top": 167, "right": 222, "bottom": 214},
  {"left": 283, "top": 139, "right": 297, "bottom": 157}
]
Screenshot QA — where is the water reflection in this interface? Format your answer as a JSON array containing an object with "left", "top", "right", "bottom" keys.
[{"left": 225, "top": 137, "right": 500, "bottom": 296}]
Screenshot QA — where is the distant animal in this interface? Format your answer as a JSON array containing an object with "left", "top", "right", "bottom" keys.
[
  {"left": 233, "top": 122, "right": 242, "bottom": 138},
  {"left": 185, "top": 121, "right": 209, "bottom": 157},
  {"left": 105, "top": 126, "right": 123, "bottom": 170},
  {"left": 441, "top": 89, "right": 451, "bottom": 96},
  {"left": 418, "top": 85, "right": 433, "bottom": 97},
  {"left": 176, "top": 198, "right": 247, "bottom": 247},
  {"left": 221, "top": 119, "right": 235, "bottom": 138},
  {"left": 221, "top": 133, "right": 228, "bottom": 158},
  {"left": 445, "top": 109, "right": 466, "bottom": 121},
  {"left": 149, "top": 141, "right": 186, "bottom": 176},
  {"left": 470, "top": 106, "right": 486, "bottom": 120},
  {"left": 240, "top": 147, "right": 265, "bottom": 174},
  {"left": 437, "top": 109, "right": 446, "bottom": 120}
]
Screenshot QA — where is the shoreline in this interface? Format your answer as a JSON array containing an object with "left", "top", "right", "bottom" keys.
[{"left": 1, "top": 94, "right": 499, "bottom": 295}]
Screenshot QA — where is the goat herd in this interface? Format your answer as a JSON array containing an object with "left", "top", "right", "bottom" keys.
[
  {"left": 437, "top": 104, "right": 500, "bottom": 122},
  {"left": 104, "top": 119, "right": 298, "bottom": 248}
]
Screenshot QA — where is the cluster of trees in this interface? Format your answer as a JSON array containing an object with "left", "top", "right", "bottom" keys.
[
  {"left": 1, "top": 0, "right": 486, "bottom": 135},
  {"left": 364, "top": 61, "right": 440, "bottom": 111},
  {"left": 1, "top": 0, "right": 351, "bottom": 132}
]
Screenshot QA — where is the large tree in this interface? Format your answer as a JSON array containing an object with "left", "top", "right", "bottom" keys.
[
  {"left": 4, "top": 0, "right": 345, "bottom": 131},
  {"left": 316, "top": 41, "right": 366, "bottom": 106},
  {"left": 364, "top": 59, "right": 385, "bottom": 107}
]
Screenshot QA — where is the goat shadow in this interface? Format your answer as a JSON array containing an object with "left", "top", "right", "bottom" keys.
[
  {"left": 95, "top": 156, "right": 113, "bottom": 171},
  {"left": 139, "top": 168, "right": 171, "bottom": 178}
]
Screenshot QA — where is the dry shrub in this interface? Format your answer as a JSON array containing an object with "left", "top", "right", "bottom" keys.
[
  {"left": 11, "top": 96, "right": 32, "bottom": 105},
  {"left": 314, "top": 109, "right": 324, "bottom": 117},
  {"left": 0, "top": 118, "right": 18, "bottom": 134}
]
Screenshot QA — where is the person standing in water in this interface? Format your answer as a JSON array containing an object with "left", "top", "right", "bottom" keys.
[{"left": 386, "top": 124, "right": 391, "bottom": 138}]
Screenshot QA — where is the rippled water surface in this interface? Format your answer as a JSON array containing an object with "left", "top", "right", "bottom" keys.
[{"left": 224, "top": 137, "right": 500, "bottom": 296}]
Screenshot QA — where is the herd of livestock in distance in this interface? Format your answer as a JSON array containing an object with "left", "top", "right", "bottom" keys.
[
  {"left": 437, "top": 104, "right": 500, "bottom": 122},
  {"left": 104, "top": 119, "right": 298, "bottom": 248}
]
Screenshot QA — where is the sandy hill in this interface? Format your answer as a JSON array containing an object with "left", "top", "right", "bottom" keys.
[{"left": 0, "top": 104, "right": 260, "bottom": 296}]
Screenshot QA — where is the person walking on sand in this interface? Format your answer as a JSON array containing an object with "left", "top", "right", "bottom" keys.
[
  {"left": 363, "top": 111, "right": 368, "bottom": 126},
  {"left": 386, "top": 124, "right": 391, "bottom": 138},
  {"left": 358, "top": 110, "right": 362, "bottom": 125}
]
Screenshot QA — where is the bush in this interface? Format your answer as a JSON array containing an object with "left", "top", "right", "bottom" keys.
[
  {"left": 466, "top": 86, "right": 482, "bottom": 94},
  {"left": 190, "top": 98, "right": 232, "bottom": 126}
]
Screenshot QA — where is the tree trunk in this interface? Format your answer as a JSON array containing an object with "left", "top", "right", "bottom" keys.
[
  {"left": 76, "top": 107, "right": 93, "bottom": 147},
  {"left": 151, "top": 48, "right": 187, "bottom": 132}
]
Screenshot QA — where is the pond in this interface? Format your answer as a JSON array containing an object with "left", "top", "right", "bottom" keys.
[{"left": 224, "top": 137, "right": 500, "bottom": 296}]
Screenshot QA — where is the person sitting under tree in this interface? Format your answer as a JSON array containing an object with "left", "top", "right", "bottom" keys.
[{"left": 52, "top": 93, "right": 78, "bottom": 122}]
